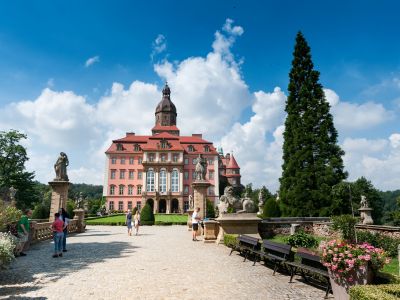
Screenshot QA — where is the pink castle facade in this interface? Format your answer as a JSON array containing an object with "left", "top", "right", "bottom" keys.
[{"left": 103, "top": 84, "right": 241, "bottom": 214}]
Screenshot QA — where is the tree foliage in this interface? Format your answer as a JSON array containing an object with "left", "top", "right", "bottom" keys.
[
  {"left": 0, "top": 130, "right": 41, "bottom": 209},
  {"left": 279, "top": 32, "right": 347, "bottom": 217},
  {"left": 263, "top": 197, "right": 281, "bottom": 218}
]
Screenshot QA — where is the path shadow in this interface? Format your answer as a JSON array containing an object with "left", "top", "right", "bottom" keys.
[{"left": 0, "top": 236, "right": 137, "bottom": 299}]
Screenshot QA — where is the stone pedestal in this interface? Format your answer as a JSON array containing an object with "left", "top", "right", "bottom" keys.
[
  {"left": 358, "top": 207, "right": 374, "bottom": 225},
  {"left": 203, "top": 220, "right": 219, "bottom": 243},
  {"left": 191, "top": 180, "right": 210, "bottom": 219},
  {"left": 216, "top": 213, "right": 261, "bottom": 244},
  {"left": 49, "top": 181, "right": 70, "bottom": 222},
  {"left": 73, "top": 209, "right": 86, "bottom": 233},
  {"left": 187, "top": 209, "right": 194, "bottom": 231}
]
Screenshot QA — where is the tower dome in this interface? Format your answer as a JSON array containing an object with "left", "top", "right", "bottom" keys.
[{"left": 155, "top": 83, "right": 177, "bottom": 115}]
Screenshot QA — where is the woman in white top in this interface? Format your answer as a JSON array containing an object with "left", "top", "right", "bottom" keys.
[{"left": 134, "top": 211, "right": 140, "bottom": 236}]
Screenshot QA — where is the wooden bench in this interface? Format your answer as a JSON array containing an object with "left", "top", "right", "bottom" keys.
[
  {"left": 253, "top": 240, "right": 293, "bottom": 275},
  {"left": 286, "top": 248, "right": 331, "bottom": 298},
  {"left": 229, "top": 235, "right": 259, "bottom": 263}
]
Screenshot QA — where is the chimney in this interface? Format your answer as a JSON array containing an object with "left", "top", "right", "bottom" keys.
[
  {"left": 192, "top": 134, "right": 202, "bottom": 138},
  {"left": 126, "top": 132, "right": 135, "bottom": 137}
]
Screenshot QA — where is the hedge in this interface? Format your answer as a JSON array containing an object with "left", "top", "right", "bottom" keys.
[
  {"left": 223, "top": 234, "right": 238, "bottom": 248},
  {"left": 350, "top": 284, "right": 400, "bottom": 300}
]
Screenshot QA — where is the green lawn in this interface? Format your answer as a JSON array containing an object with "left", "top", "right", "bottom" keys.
[
  {"left": 383, "top": 258, "right": 399, "bottom": 276},
  {"left": 86, "top": 214, "right": 188, "bottom": 225}
]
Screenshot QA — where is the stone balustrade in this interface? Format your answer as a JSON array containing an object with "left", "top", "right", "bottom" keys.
[{"left": 30, "top": 217, "right": 84, "bottom": 243}]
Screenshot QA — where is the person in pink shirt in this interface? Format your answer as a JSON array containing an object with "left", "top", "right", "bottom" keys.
[{"left": 51, "top": 213, "right": 64, "bottom": 258}]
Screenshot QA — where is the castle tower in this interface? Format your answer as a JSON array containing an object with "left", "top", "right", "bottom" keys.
[{"left": 152, "top": 83, "right": 180, "bottom": 135}]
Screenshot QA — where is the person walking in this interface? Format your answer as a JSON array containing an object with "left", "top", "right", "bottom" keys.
[
  {"left": 59, "top": 208, "right": 70, "bottom": 252},
  {"left": 191, "top": 207, "right": 201, "bottom": 241},
  {"left": 16, "top": 209, "right": 32, "bottom": 256},
  {"left": 134, "top": 210, "right": 140, "bottom": 236},
  {"left": 126, "top": 209, "right": 133, "bottom": 236},
  {"left": 51, "top": 212, "right": 64, "bottom": 258}
]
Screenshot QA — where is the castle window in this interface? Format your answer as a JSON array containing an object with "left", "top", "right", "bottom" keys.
[
  {"left": 138, "top": 171, "right": 143, "bottom": 179},
  {"left": 134, "top": 144, "right": 140, "bottom": 151},
  {"left": 184, "top": 185, "right": 189, "bottom": 194},
  {"left": 148, "top": 153, "right": 155, "bottom": 162},
  {"left": 109, "top": 201, "right": 114, "bottom": 211},
  {"left": 129, "top": 157, "right": 134, "bottom": 164},
  {"left": 173, "top": 154, "right": 178, "bottom": 162},
  {"left": 128, "top": 201, "right": 132, "bottom": 210},
  {"left": 129, "top": 170, "right": 134, "bottom": 179},
  {"left": 138, "top": 157, "right": 143, "bottom": 164},
  {"left": 171, "top": 169, "right": 179, "bottom": 192},
  {"left": 117, "top": 144, "right": 123, "bottom": 151},
  {"left": 110, "top": 170, "right": 116, "bottom": 179},
  {"left": 209, "top": 171, "right": 214, "bottom": 180},
  {"left": 184, "top": 158, "right": 189, "bottom": 165},
  {"left": 159, "top": 169, "right": 167, "bottom": 193},
  {"left": 111, "top": 157, "right": 116, "bottom": 164},
  {"left": 137, "top": 201, "right": 142, "bottom": 210},
  {"left": 128, "top": 185, "right": 134, "bottom": 195},
  {"left": 184, "top": 171, "right": 189, "bottom": 180},
  {"left": 137, "top": 185, "right": 142, "bottom": 195},
  {"left": 119, "top": 185, "right": 125, "bottom": 195},
  {"left": 120, "top": 170, "right": 125, "bottom": 179},
  {"left": 110, "top": 185, "right": 115, "bottom": 195},
  {"left": 188, "top": 145, "right": 194, "bottom": 152},
  {"left": 161, "top": 140, "right": 168, "bottom": 149},
  {"left": 161, "top": 154, "right": 166, "bottom": 162},
  {"left": 118, "top": 201, "right": 123, "bottom": 211},
  {"left": 204, "top": 145, "right": 210, "bottom": 152},
  {"left": 146, "top": 169, "right": 155, "bottom": 192},
  {"left": 120, "top": 157, "right": 125, "bottom": 164}
]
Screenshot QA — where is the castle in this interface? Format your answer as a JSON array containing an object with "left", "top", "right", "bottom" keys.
[{"left": 103, "top": 83, "right": 241, "bottom": 213}]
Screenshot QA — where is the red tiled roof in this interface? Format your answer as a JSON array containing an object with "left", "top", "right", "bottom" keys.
[
  {"left": 151, "top": 125, "right": 180, "bottom": 131},
  {"left": 149, "top": 132, "right": 180, "bottom": 140},
  {"left": 226, "top": 154, "right": 240, "bottom": 169}
]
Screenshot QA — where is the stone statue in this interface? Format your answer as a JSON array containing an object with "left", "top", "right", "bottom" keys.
[
  {"left": 76, "top": 192, "right": 84, "bottom": 209},
  {"left": 360, "top": 195, "right": 369, "bottom": 208},
  {"left": 238, "top": 193, "right": 257, "bottom": 214},
  {"left": 257, "top": 190, "right": 265, "bottom": 215},
  {"left": 54, "top": 152, "right": 69, "bottom": 181},
  {"left": 8, "top": 186, "right": 17, "bottom": 206},
  {"left": 188, "top": 195, "right": 194, "bottom": 209},
  {"left": 217, "top": 186, "right": 242, "bottom": 215},
  {"left": 194, "top": 154, "right": 207, "bottom": 181}
]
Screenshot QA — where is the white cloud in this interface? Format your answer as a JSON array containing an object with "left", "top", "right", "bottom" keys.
[
  {"left": 218, "top": 87, "right": 286, "bottom": 191},
  {"left": 323, "top": 88, "right": 394, "bottom": 132},
  {"left": 85, "top": 55, "right": 100, "bottom": 67},
  {"left": 151, "top": 34, "right": 167, "bottom": 60}
]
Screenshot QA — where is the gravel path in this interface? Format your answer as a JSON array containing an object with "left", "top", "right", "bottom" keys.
[{"left": 0, "top": 225, "right": 328, "bottom": 300}]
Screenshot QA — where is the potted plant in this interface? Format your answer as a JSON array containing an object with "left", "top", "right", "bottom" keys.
[{"left": 321, "top": 239, "right": 390, "bottom": 300}]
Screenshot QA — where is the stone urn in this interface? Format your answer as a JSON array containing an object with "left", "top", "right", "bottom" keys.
[{"left": 328, "top": 265, "right": 374, "bottom": 300}]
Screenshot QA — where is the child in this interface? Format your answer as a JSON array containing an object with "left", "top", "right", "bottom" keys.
[{"left": 51, "top": 213, "right": 64, "bottom": 258}]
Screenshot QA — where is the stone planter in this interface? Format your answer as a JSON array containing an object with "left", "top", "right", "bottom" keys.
[{"left": 328, "top": 265, "right": 374, "bottom": 300}]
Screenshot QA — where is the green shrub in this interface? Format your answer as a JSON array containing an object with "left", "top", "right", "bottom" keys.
[
  {"left": 206, "top": 199, "right": 215, "bottom": 218},
  {"left": 66, "top": 200, "right": 76, "bottom": 219},
  {"left": 223, "top": 234, "right": 238, "bottom": 248},
  {"left": 32, "top": 202, "right": 49, "bottom": 220},
  {"left": 332, "top": 214, "right": 358, "bottom": 242},
  {"left": 140, "top": 204, "right": 155, "bottom": 225},
  {"left": 263, "top": 197, "right": 281, "bottom": 218},
  {"left": 285, "top": 230, "right": 319, "bottom": 249},
  {"left": 0, "top": 201, "right": 22, "bottom": 232},
  {"left": 357, "top": 230, "right": 400, "bottom": 257},
  {"left": 350, "top": 284, "right": 400, "bottom": 300}
]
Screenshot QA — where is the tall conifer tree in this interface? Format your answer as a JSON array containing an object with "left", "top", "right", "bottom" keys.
[{"left": 279, "top": 32, "right": 347, "bottom": 216}]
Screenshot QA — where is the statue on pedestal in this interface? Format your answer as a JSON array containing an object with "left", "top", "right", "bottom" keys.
[
  {"left": 188, "top": 195, "right": 194, "bottom": 209},
  {"left": 194, "top": 154, "right": 207, "bottom": 181},
  {"left": 54, "top": 152, "right": 69, "bottom": 181},
  {"left": 76, "top": 192, "right": 84, "bottom": 209},
  {"left": 257, "top": 189, "right": 265, "bottom": 215},
  {"left": 358, "top": 195, "right": 374, "bottom": 225}
]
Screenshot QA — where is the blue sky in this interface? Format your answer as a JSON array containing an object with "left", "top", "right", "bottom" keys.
[{"left": 0, "top": 1, "right": 399, "bottom": 191}]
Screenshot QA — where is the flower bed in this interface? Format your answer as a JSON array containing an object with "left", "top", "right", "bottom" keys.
[
  {"left": 0, "top": 232, "right": 17, "bottom": 268},
  {"left": 322, "top": 240, "right": 390, "bottom": 283}
]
